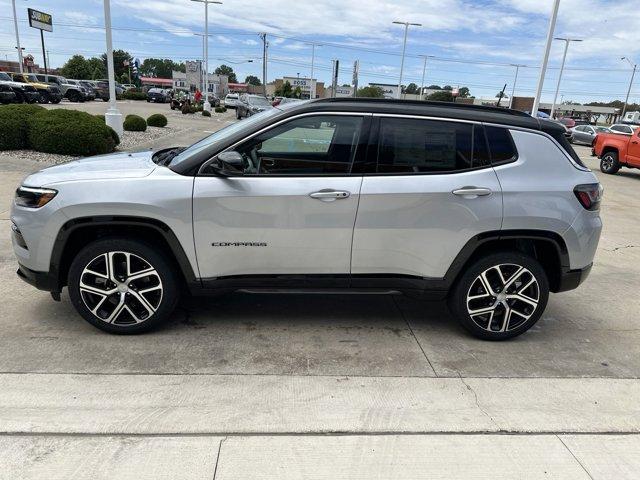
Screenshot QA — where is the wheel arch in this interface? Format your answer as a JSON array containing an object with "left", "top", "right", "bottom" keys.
[
  {"left": 444, "top": 230, "right": 569, "bottom": 293},
  {"left": 50, "top": 216, "right": 198, "bottom": 292},
  {"left": 601, "top": 146, "right": 619, "bottom": 157}
]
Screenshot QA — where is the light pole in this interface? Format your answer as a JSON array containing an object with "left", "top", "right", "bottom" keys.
[
  {"left": 621, "top": 56, "right": 637, "bottom": 118},
  {"left": 393, "top": 20, "right": 422, "bottom": 99},
  {"left": 11, "top": 0, "right": 24, "bottom": 73},
  {"left": 103, "top": 0, "right": 122, "bottom": 136},
  {"left": 532, "top": 0, "right": 560, "bottom": 116},
  {"left": 192, "top": 0, "right": 222, "bottom": 112},
  {"left": 509, "top": 64, "right": 525, "bottom": 108},
  {"left": 419, "top": 55, "right": 434, "bottom": 100},
  {"left": 308, "top": 42, "right": 320, "bottom": 99},
  {"left": 194, "top": 33, "right": 206, "bottom": 94},
  {"left": 550, "top": 37, "right": 582, "bottom": 118}
]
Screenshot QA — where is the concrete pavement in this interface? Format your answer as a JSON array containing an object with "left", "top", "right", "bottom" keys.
[{"left": 0, "top": 126, "right": 639, "bottom": 478}]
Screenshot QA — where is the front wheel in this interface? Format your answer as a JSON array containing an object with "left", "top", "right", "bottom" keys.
[
  {"left": 449, "top": 252, "right": 549, "bottom": 340},
  {"left": 600, "top": 151, "right": 620, "bottom": 174},
  {"left": 68, "top": 238, "right": 179, "bottom": 334}
]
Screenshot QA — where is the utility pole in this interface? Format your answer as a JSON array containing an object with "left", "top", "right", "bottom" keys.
[
  {"left": 393, "top": 20, "right": 421, "bottom": 99},
  {"left": 11, "top": 0, "right": 24, "bottom": 73},
  {"left": 353, "top": 60, "right": 359, "bottom": 97},
  {"left": 621, "top": 57, "right": 637, "bottom": 118},
  {"left": 191, "top": 0, "right": 222, "bottom": 111},
  {"left": 331, "top": 60, "right": 339, "bottom": 98},
  {"left": 260, "top": 33, "right": 268, "bottom": 97},
  {"left": 310, "top": 43, "right": 316, "bottom": 99},
  {"left": 103, "top": 0, "right": 123, "bottom": 136},
  {"left": 419, "top": 55, "right": 433, "bottom": 100},
  {"left": 550, "top": 37, "right": 582, "bottom": 118},
  {"left": 509, "top": 64, "right": 524, "bottom": 108},
  {"left": 532, "top": 0, "right": 560, "bottom": 116}
]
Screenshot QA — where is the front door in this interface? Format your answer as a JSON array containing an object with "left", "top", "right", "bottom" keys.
[
  {"left": 352, "top": 116, "right": 503, "bottom": 280},
  {"left": 627, "top": 128, "right": 640, "bottom": 166},
  {"left": 193, "top": 114, "right": 366, "bottom": 280}
]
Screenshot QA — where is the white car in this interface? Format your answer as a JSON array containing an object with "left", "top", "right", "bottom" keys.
[
  {"left": 609, "top": 124, "right": 638, "bottom": 135},
  {"left": 224, "top": 93, "right": 240, "bottom": 109}
]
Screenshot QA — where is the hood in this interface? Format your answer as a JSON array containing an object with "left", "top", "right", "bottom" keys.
[
  {"left": 0, "top": 80, "right": 30, "bottom": 89},
  {"left": 23, "top": 151, "right": 157, "bottom": 187}
]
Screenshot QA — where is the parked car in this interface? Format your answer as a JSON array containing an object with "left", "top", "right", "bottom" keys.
[
  {"left": 11, "top": 98, "right": 601, "bottom": 340},
  {"left": 0, "top": 72, "right": 40, "bottom": 103},
  {"left": 224, "top": 93, "right": 240, "bottom": 109},
  {"left": 147, "top": 88, "right": 169, "bottom": 103},
  {"left": 121, "top": 83, "right": 136, "bottom": 91},
  {"left": 0, "top": 83, "right": 16, "bottom": 104},
  {"left": 205, "top": 93, "right": 221, "bottom": 107},
  {"left": 609, "top": 124, "right": 636, "bottom": 135},
  {"left": 67, "top": 80, "right": 96, "bottom": 101},
  {"left": 78, "top": 80, "right": 107, "bottom": 102},
  {"left": 593, "top": 125, "right": 640, "bottom": 174},
  {"left": 557, "top": 117, "right": 576, "bottom": 128},
  {"left": 97, "top": 79, "right": 124, "bottom": 96},
  {"left": 35, "top": 74, "right": 86, "bottom": 102},
  {"left": 236, "top": 94, "right": 274, "bottom": 119},
  {"left": 8, "top": 72, "right": 63, "bottom": 103},
  {"left": 571, "top": 125, "right": 611, "bottom": 146},
  {"left": 273, "top": 97, "right": 304, "bottom": 107}
]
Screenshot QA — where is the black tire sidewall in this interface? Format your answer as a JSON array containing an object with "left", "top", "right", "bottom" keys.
[
  {"left": 600, "top": 152, "right": 620, "bottom": 174},
  {"left": 68, "top": 238, "right": 179, "bottom": 334},
  {"left": 449, "top": 251, "right": 549, "bottom": 341}
]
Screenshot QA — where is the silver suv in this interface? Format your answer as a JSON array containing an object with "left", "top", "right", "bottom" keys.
[{"left": 11, "top": 99, "right": 602, "bottom": 340}]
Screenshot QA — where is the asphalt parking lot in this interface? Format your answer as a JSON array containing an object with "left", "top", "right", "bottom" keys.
[{"left": 1, "top": 104, "right": 639, "bottom": 478}]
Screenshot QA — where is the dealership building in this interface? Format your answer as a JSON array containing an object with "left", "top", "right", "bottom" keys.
[{"left": 172, "top": 61, "right": 229, "bottom": 96}]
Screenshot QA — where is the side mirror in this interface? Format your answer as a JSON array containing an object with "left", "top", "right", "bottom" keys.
[{"left": 212, "top": 151, "right": 244, "bottom": 176}]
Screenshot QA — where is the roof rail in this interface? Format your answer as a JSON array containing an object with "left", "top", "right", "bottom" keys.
[{"left": 311, "top": 97, "right": 531, "bottom": 117}]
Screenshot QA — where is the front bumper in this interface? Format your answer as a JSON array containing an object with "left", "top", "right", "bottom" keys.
[
  {"left": 0, "top": 92, "right": 16, "bottom": 103},
  {"left": 23, "top": 91, "right": 41, "bottom": 103},
  {"left": 556, "top": 263, "right": 592, "bottom": 293},
  {"left": 17, "top": 263, "right": 60, "bottom": 293}
]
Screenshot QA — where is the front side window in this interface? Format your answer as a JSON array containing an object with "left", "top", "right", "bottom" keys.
[
  {"left": 231, "top": 115, "right": 363, "bottom": 175},
  {"left": 375, "top": 118, "right": 488, "bottom": 173}
]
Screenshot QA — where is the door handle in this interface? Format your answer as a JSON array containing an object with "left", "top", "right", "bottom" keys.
[
  {"left": 309, "top": 190, "right": 351, "bottom": 202},
  {"left": 452, "top": 187, "right": 492, "bottom": 197},
  {"left": 632, "top": 141, "right": 638, "bottom": 144}
]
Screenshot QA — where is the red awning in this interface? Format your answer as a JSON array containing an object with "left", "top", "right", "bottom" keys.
[
  {"left": 140, "top": 76, "right": 173, "bottom": 86},
  {"left": 228, "top": 83, "right": 249, "bottom": 92}
]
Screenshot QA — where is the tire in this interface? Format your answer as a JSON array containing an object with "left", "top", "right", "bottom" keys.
[
  {"left": 600, "top": 151, "right": 620, "bottom": 174},
  {"left": 38, "top": 92, "right": 50, "bottom": 104},
  {"left": 448, "top": 251, "right": 549, "bottom": 341},
  {"left": 13, "top": 90, "right": 25, "bottom": 103},
  {"left": 236, "top": 108, "right": 242, "bottom": 119},
  {"left": 67, "top": 90, "right": 80, "bottom": 103},
  {"left": 68, "top": 238, "right": 179, "bottom": 334}
]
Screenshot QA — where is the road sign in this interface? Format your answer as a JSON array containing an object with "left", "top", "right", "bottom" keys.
[{"left": 28, "top": 8, "right": 52, "bottom": 32}]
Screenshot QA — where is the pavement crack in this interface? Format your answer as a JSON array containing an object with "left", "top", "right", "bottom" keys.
[
  {"left": 604, "top": 244, "right": 639, "bottom": 252},
  {"left": 391, "top": 297, "right": 438, "bottom": 377},
  {"left": 556, "top": 435, "right": 595, "bottom": 480},
  {"left": 458, "top": 376, "right": 500, "bottom": 431},
  {"left": 212, "top": 436, "right": 227, "bottom": 480}
]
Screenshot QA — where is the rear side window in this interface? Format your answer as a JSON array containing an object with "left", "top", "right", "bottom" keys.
[
  {"left": 485, "top": 126, "right": 518, "bottom": 164},
  {"left": 375, "top": 118, "right": 489, "bottom": 174},
  {"left": 547, "top": 130, "right": 586, "bottom": 168}
]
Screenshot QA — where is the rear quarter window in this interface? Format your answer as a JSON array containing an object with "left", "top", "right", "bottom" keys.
[{"left": 485, "top": 126, "right": 518, "bottom": 165}]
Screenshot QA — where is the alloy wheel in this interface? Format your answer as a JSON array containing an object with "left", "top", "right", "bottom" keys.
[
  {"left": 601, "top": 154, "right": 614, "bottom": 170},
  {"left": 466, "top": 263, "right": 540, "bottom": 333},
  {"left": 79, "top": 251, "right": 163, "bottom": 325}
]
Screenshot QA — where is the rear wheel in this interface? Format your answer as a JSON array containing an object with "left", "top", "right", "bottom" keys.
[
  {"left": 38, "top": 91, "right": 50, "bottom": 104},
  {"left": 68, "top": 238, "right": 179, "bottom": 334},
  {"left": 13, "top": 90, "right": 25, "bottom": 103},
  {"left": 449, "top": 252, "right": 549, "bottom": 340},
  {"left": 600, "top": 151, "right": 620, "bottom": 174},
  {"left": 67, "top": 90, "right": 81, "bottom": 102}
]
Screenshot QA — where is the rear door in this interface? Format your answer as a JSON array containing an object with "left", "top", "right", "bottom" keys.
[
  {"left": 193, "top": 113, "right": 367, "bottom": 281},
  {"left": 351, "top": 116, "right": 503, "bottom": 280}
]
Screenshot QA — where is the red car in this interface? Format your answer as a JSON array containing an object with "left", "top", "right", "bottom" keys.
[
  {"left": 593, "top": 126, "right": 640, "bottom": 174},
  {"left": 557, "top": 117, "right": 576, "bottom": 129}
]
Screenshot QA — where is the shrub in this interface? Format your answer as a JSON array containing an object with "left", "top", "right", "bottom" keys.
[
  {"left": 196, "top": 104, "right": 203, "bottom": 112},
  {"left": 147, "top": 113, "right": 167, "bottom": 127},
  {"left": 121, "top": 90, "right": 147, "bottom": 101},
  {"left": 202, "top": 110, "right": 211, "bottom": 117},
  {"left": 94, "top": 114, "right": 105, "bottom": 122},
  {"left": 0, "top": 104, "right": 46, "bottom": 150},
  {"left": 181, "top": 103, "right": 191, "bottom": 115},
  {"left": 215, "top": 106, "right": 227, "bottom": 113},
  {"left": 27, "top": 109, "right": 116, "bottom": 156},
  {"left": 189, "top": 106, "right": 197, "bottom": 114},
  {"left": 107, "top": 126, "right": 120, "bottom": 146},
  {"left": 123, "top": 114, "right": 147, "bottom": 132}
]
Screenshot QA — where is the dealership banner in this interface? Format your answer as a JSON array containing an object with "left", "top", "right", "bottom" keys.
[{"left": 28, "top": 8, "right": 53, "bottom": 32}]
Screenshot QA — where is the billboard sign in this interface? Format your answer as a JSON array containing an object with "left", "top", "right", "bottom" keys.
[
  {"left": 28, "top": 8, "right": 53, "bottom": 32},
  {"left": 284, "top": 77, "right": 316, "bottom": 99},
  {"left": 369, "top": 83, "right": 399, "bottom": 99}
]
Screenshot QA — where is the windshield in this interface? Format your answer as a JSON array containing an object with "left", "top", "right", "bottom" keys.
[
  {"left": 169, "top": 108, "right": 282, "bottom": 168},
  {"left": 249, "top": 96, "right": 271, "bottom": 106},
  {"left": 0, "top": 72, "right": 11, "bottom": 81},
  {"left": 27, "top": 74, "right": 38, "bottom": 82}
]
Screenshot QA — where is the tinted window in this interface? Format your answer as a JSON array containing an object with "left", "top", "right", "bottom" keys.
[
  {"left": 485, "top": 126, "right": 517, "bottom": 164},
  {"left": 231, "top": 115, "right": 363, "bottom": 175},
  {"left": 376, "top": 118, "right": 488, "bottom": 173}
]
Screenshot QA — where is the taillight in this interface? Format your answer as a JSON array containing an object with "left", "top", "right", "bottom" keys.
[{"left": 574, "top": 183, "right": 603, "bottom": 211}]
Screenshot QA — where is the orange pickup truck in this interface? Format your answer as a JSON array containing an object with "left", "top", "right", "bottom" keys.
[{"left": 593, "top": 126, "right": 640, "bottom": 175}]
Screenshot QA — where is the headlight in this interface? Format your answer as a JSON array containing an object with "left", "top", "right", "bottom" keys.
[{"left": 15, "top": 186, "right": 58, "bottom": 208}]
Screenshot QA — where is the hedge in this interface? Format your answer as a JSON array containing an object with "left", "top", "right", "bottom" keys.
[
  {"left": 202, "top": 110, "right": 211, "bottom": 117},
  {"left": 147, "top": 113, "right": 167, "bottom": 127},
  {"left": 123, "top": 114, "right": 147, "bottom": 132},
  {"left": 215, "top": 106, "right": 227, "bottom": 113},
  {"left": 121, "top": 90, "right": 147, "bottom": 101},
  {"left": 28, "top": 109, "right": 116, "bottom": 156},
  {"left": 0, "top": 104, "right": 46, "bottom": 150}
]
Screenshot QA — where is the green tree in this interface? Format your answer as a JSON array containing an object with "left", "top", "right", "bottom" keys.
[
  {"left": 427, "top": 90, "right": 454, "bottom": 102},
  {"left": 87, "top": 57, "right": 106, "bottom": 79},
  {"left": 100, "top": 49, "right": 132, "bottom": 79},
  {"left": 214, "top": 64, "right": 238, "bottom": 83},
  {"left": 245, "top": 75, "right": 262, "bottom": 86},
  {"left": 292, "top": 86, "right": 303, "bottom": 98},
  {"left": 139, "top": 58, "right": 185, "bottom": 78},
  {"left": 443, "top": 85, "right": 453, "bottom": 91},
  {"left": 403, "top": 83, "right": 419, "bottom": 94},
  {"left": 458, "top": 87, "right": 471, "bottom": 98},
  {"left": 356, "top": 86, "right": 385, "bottom": 98},
  {"left": 496, "top": 91, "right": 508, "bottom": 98},
  {"left": 275, "top": 80, "right": 293, "bottom": 97},
  {"left": 60, "top": 55, "right": 92, "bottom": 80},
  {"left": 426, "top": 84, "right": 441, "bottom": 89}
]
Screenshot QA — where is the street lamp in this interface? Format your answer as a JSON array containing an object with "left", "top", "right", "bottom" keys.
[
  {"left": 532, "top": 0, "right": 560, "bottom": 116},
  {"left": 419, "top": 55, "right": 434, "bottom": 100},
  {"left": 191, "top": 0, "right": 222, "bottom": 112},
  {"left": 103, "top": 0, "right": 122, "bottom": 136},
  {"left": 550, "top": 37, "right": 582, "bottom": 118},
  {"left": 393, "top": 20, "right": 422, "bottom": 99},
  {"left": 621, "top": 56, "right": 637, "bottom": 118},
  {"left": 11, "top": 0, "right": 24, "bottom": 73},
  {"left": 509, "top": 64, "right": 526, "bottom": 108}
]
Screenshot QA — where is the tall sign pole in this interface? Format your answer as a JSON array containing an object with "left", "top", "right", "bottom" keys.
[
  {"left": 28, "top": 9, "right": 52, "bottom": 74},
  {"left": 12, "top": 0, "right": 24, "bottom": 73},
  {"left": 352, "top": 60, "right": 359, "bottom": 97},
  {"left": 260, "top": 33, "right": 268, "bottom": 97},
  {"left": 532, "top": 0, "right": 560, "bottom": 116},
  {"left": 103, "top": 0, "right": 123, "bottom": 136}
]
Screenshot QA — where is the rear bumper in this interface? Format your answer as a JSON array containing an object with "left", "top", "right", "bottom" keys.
[
  {"left": 556, "top": 263, "right": 592, "bottom": 293},
  {"left": 16, "top": 263, "right": 60, "bottom": 293}
]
